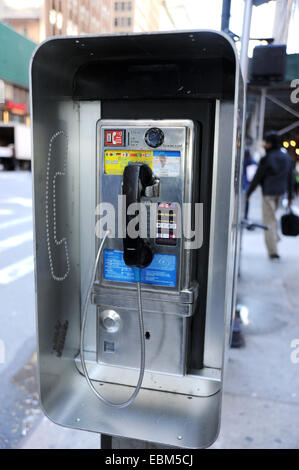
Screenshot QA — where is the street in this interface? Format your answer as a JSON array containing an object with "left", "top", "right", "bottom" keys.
[
  {"left": 0, "top": 170, "right": 40, "bottom": 448},
  {"left": 0, "top": 170, "right": 299, "bottom": 449}
]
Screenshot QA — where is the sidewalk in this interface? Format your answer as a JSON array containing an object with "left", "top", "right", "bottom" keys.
[
  {"left": 21, "top": 190, "right": 299, "bottom": 449},
  {"left": 211, "top": 190, "right": 299, "bottom": 449}
]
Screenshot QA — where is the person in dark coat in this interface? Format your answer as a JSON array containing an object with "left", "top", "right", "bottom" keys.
[{"left": 246, "top": 131, "right": 294, "bottom": 259}]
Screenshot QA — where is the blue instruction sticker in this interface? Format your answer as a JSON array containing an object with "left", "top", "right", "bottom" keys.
[
  {"left": 153, "top": 151, "right": 181, "bottom": 157},
  {"left": 103, "top": 250, "right": 177, "bottom": 287}
]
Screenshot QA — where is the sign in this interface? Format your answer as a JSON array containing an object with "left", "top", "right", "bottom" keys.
[
  {"left": 0, "top": 80, "right": 4, "bottom": 104},
  {"left": 104, "top": 149, "right": 153, "bottom": 175},
  {"left": 103, "top": 250, "right": 177, "bottom": 287},
  {"left": 104, "top": 129, "right": 125, "bottom": 146},
  {"left": 104, "top": 149, "right": 181, "bottom": 176},
  {"left": 6, "top": 100, "right": 27, "bottom": 115}
]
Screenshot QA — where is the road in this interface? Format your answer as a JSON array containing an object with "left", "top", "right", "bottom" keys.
[{"left": 0, "top": 170, "right": 40, "bottom": 448}]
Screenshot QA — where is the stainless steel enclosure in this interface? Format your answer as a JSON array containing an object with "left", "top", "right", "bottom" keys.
[{"left": 31, "top": 30, "right": 244, "bottom": 448}]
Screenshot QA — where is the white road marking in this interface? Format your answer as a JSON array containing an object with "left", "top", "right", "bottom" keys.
[
  {"left": 0, "top": 231, "right": 33, "bottom": 253},
  {"left": 0, "top": 172, "right": 30, "bottom": 181},
  {"left": 0, "top": 209, "right": 13, "bottom": 216},
  {"left": 0, "top": 216, "right": 32, "bottom": 231},
  {"left": 0, "top": 256, "right": 34, "bottom": 284},
  {"left": 2, "top": 197, "right": 32, "bottom": 208}
]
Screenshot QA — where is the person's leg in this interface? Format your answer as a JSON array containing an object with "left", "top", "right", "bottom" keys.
[
  {"left": 262, "top": 195, "right": 279, "bottom": 256},
  {"left": 275, "top": 196, "right": 282, "bottom": 243}
]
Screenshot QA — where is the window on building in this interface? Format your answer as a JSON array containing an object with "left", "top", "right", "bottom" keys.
[
  {"left": 103, "top": 6, "right": 109, "bottom": 18},
  {"left": 56, "top": 12, "right": 63, "bottom": 29},
  {"left": 49, "top": 9, "right": 57, "bottom": 25},
  {"left": 128, "top": 2, "right": 132, "bottom": 11},
  {"left": 114, "top": 2, "right": 118, "bottom": 10},
  {"left": 114, "top": 15, "right": 133, "bottom": 28}
]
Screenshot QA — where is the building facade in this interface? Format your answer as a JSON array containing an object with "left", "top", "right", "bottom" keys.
[
  {"left": 0, "top": 0, "right": 164, "bottom": 43},
  {"left": 112, "top": 0, "right": 162, "bottom": 33},
  {"left": 44, "top": 0, "right": 112, "bottom": 38},
  {"left": 0, "top": 0, "right": 43, "bottom": 43},
  {"left": 0, "top": 22, "right": 35, "bottom": 126}
]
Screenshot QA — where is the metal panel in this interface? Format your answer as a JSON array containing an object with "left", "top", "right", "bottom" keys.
[
  {"left": 75, "top": 352, "right": 221, "bottom": 397},
  {"left": 79, "top": 101, "right": 101, "bottom": 352},
  {"left": 43, "top": 370, "right": 222, "bottom": 449},
  {"left": 203, "top": 99, "right": 240, "bottom": 369},
  {"left": 97, "top": 306, "right": 189, "bottom": 375},
  {"left": 32, "top": 98, "right": 82, "bottom": 402}
]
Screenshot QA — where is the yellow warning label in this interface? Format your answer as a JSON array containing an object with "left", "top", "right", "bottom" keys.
[{"left": 104, "top": 150, "right": 153, "bottom": 175}]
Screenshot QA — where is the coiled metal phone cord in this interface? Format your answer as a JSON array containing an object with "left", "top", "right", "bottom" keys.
[{"left": 80, "top": 231, "right": 146, "bottom": 408}]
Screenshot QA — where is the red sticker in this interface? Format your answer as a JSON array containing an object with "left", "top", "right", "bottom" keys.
[{"left": 104, "top": 130, "right": 125, "bottom": 146}]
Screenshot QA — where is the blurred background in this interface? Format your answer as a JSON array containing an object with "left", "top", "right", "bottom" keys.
[{"left": 0, "top": 0, "right": 298, "bottom": 449}]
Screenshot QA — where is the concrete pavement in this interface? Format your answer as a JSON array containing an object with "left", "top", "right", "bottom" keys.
[{"left": 211, "top": 190, "right": 299, "bottom": 449}]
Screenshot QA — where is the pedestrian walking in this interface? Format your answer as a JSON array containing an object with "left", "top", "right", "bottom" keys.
[{"left": 246, "top": 131, "right": 294, "bottom": 259}]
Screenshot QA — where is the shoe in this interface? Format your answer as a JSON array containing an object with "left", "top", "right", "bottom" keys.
[
  {"left": 230, "top": 317, "right": 245, "bottom": 348},
  {"left": 269, "top": 254, "right": 280, "bottom": 260}
]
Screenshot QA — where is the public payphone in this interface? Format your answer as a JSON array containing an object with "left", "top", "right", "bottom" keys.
[
  {"left": 31, "top": 30, "right": 244, "bottom": 448},
  {"left": 80, "top": 120, "right": 200, "bottom": 407}
]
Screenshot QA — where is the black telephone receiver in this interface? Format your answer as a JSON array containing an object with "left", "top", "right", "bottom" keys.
[{"left": 122, "top": 163, "right": 154, "bottom": 268}]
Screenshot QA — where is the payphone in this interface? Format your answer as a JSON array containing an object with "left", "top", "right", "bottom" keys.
[
  {"left": 31, "top": 30, "right": 244, "bottom": 448},
  {"left": 80, "top": 120, "right": 199, "bottom": 407}
]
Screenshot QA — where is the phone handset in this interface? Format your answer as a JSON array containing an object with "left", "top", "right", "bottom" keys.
[{"left": 122, "top": 163, "right": 157, "bottom": 268}]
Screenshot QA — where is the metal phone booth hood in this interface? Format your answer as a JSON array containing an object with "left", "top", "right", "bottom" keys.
[{"left": 31, "top": 30, "right": 244, "bottom": 449}]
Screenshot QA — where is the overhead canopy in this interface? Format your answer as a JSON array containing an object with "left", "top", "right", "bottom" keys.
[
  {"left": 0, "top": 21, "right": 36, "bottom": 88},
  {"left": 248, "top": 53, "right": 299, "bottom": 137}
]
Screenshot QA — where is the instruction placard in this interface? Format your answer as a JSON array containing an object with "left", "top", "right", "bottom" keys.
[
  {"left": 104, "top": 150, "right": 153, "bottom": 175},
  {"left": 104, "top": 150, "right": 181, "bottom": 177},
  {"left": 103, "top": 250, "right": 177, "bottom": 287}
]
